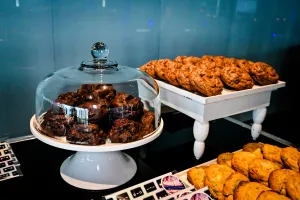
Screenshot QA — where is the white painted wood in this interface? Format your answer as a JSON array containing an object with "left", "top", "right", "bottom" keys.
[
  {"left": 251, "top": 107, "right": 267, "bottom": 140},
  {"left": 253, "top": 107, "right": 267, "bottom": 124},
  {"left": 156, "top": 80, "right": 285, "bottom": 159},
  {"left": 193, "top": 120, "right": 209, "bottom": 160},
  {"left": 157, "top": 80, "right": 285, "bottom": 104}
]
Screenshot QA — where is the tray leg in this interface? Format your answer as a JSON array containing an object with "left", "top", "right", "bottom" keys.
[
  {"left": 193, "top": 120, "right": 209, "bottom": 160},
  {"left": 60, "top": 151, "right": 137, "bottom": 190},
  {"left": 251, "top": 107, "right": 267, "bottom": 140}
]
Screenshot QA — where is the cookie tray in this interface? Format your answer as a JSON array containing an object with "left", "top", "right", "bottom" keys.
[{"left": 156, "top": 79, "right": 285, "bottom": 122}]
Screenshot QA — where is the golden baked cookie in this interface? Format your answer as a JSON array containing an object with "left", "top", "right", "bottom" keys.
[
  {"left": 140, "top": 60, "right": 157, "bottom": 78},
  {"left": 187, "top": 165, "right": 208, "bottom": 189},
  {"left": 281, "top": 147, "right": 300, "bottom": 172},
  {"left": 257, "top": 191, "right": 291, "bottom": 200},
  {"left": 189, "top": 67, "right": 223, "bottom": 96},
  {"left": 223, "top": 171, "right": 249, "bottom": 199},
  {"left": 269, "top": 169, "right": 298, "bottom": 196},
  {"left": 212, "top": 56, "right": 226, "bottom": 70},
  {"left": 221, "top": 65, "right": 254, "bottom": 90},
  {"left": 196, "top": 61, "right": 221, "bottom": 77},
  {"left": 174, "top": 55, "right": 187, "bottom": 63},
  {"left": 217, "top": 152, "right": 234, "bottom": 168},
  {"left": 248, "top": 158, "right": 282, "bottom": 183},
  {"left": 259, "top": 181, "right": 270, "bottom": 187},
  {"left": 236, "top": 59, "right": 253, "bottom": 74},
  {"left": 201, "top": 55, "right": 214, "bottom": 60},
  {"left": 243, "top": 142, "right": 264, "bottom": 158},
  {"left": 154, "top": 59, "right": 170, "bottom": 81},
  {"left": 286, "top": 171, "right": 300, "bottom": 200},
  {"left": 176, "top": 64, "right": 196, "bottom": 91},
  {"left": 231, "top": 151, "right": 257, "bottom": 177},
  {"left": 164, "top": 60, "right": 181, "bottom": 86},
  {"left": 298, "top": 156, "right": 300, "bottom": 171},
  {"left": 183, "top": 56, "right": 202, "bottom": 65},
  {"left": 204, "top": 164, "right": 235, "bottom": 200},
  {"left": 250, "top": 62, "right": 279, "bottom": 85},
  {"left": 262, "top": 144, "right": 283, "bottom": 166},
  {"left": 224, "top": 57, "right": 237, "bottom": 65},
  {"left": 233, "top": 182, "right": 271, "bottom": 200}
]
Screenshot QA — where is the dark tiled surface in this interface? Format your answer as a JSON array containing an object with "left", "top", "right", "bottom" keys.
[
  {"left": 143, "top": 113, "right": 289, "bottom": 174},
  {"left": 0, "top": 139, "right": 157, "bottom": 199},
  {"left": 247, "top": 110, "right": 298, "bottom": 145},
  {"left": 0, "top": 112, "right": 292, "bottom": 199}
]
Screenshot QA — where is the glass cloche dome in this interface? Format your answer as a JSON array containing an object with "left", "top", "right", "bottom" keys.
[{"left": 34, "top": 42, "right": 161, "bottom": 146}]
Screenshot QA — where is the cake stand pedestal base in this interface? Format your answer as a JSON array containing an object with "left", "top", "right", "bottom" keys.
[{"left": 60, "top": 151, "right": 137, "bottom": 190}]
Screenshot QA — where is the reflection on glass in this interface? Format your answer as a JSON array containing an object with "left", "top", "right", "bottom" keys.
[{"left": 0, "top": 0, "right": 299, "bottom": 139}]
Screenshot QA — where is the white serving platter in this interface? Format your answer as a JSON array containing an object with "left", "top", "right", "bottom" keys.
[{"left": 30, "top": 115, "right": 164, "bottom": 190}]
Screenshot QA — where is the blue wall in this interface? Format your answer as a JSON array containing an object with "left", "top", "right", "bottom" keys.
[{"left": 0, "top": 0, "right": 299, "bottom": 138}]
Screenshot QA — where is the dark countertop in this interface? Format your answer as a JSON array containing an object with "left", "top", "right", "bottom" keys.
[{"left": 0, "top": 112, "right": 292, "bottom": 199}]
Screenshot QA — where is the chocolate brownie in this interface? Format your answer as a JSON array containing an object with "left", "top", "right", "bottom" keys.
[
  {"left": 108, "top": 118, "right": 140, "bottom": 143},
  {"left": 221, "top": 65, "right": 254, "bottom": 90},
  {"left": 41, "top": 110, "right": 74, "bottom": 136},
  {"left": 110, "top": 92, "right": 144, "bottom": 121},
  {"left": 66, "top": 123, "right": 106, "bottom": 145},
  {"left": 77, "top": 84, "right": 116, "bottom": 102},
  {"left": 249, "top": 62, "right": 279, "bottom": 85},
  {"left": 77, "top": 99, "right": 110, "bottom": 123},
  {"left": 189, "top": 68, "right": 223, "bottom": 96},
  {"left": 139, "top": 110, "right": 155, "bottom": 136},
  {"left": 55, "top": 92, "right": 85, "bottom": 106}
]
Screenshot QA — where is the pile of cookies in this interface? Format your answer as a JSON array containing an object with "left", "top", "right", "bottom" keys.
[
  {"left": 187, "top": 142, "right": 300, "bottom": 200},
  {"left": 140, "top": 55, "right": 279, "bottom": 97}
]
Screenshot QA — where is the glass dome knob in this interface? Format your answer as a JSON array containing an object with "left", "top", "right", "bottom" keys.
[{"left": 91, "top": 42, "right": 109, "bottom": 60}]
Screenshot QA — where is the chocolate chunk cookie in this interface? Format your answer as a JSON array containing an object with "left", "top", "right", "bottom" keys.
[
  {"left": 164, "top": 60, "right": 182, "bottom": 86},
  {"left": 140, "top": 60, "right": 158, "bottom": 78},
  {"left": 224, "top": 57, "right": 237, "bottom": 65},
  {"left": 182, "top": 56, "right": 202, "bottom": 65},
  {"left": 212, "top": 56, "right": 226, "bottom": 68},
  {"left": 221, "top": 65, "right": 254, "bottom": 90},
  {"left": 176, "top": 64, "right": 197, "bottom": 91},
  {"left": 196, "top": 61, "right": 221, "bottom": 77},
  {"left": 154, "top": 59, "right": 170, "bottom": 81},
  {"left": 236, "top": 59, "right": 253, "bottom": 74},
  {"left": 250, "top": 62, "right": 279, "bottom": 85},
  {"left": 174, "top": 55, "right": 187, "bottom": 63},
  {"left": 189, "top": 68, "right": 223, "bottom": 96}
]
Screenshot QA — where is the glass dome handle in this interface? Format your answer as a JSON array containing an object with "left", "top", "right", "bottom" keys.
[{"left": 91, "top": 42, "right": 109, "bottom": 60}]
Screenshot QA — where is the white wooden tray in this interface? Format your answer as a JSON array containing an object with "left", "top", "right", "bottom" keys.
[{"left": 156, "top": 79, "right": 285, "bottom": 160}]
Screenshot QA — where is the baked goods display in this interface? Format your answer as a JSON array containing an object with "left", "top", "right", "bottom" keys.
[
  {"left": 39, "top": 84, "right": 156, "bottom": 146},
  {"left": 140, "top": 55, "right": 279, "bottom": 97},
  {"left": 187, "top": 142, "right": 300, "bottom": 200}
]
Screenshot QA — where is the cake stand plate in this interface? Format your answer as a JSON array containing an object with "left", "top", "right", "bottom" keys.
[{"left": 30, "top": 115, "right": 164, "bottom": 190}]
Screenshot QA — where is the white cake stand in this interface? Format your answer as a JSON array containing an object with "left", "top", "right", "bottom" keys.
[{"left": 30, "top": 115, "right": 164, "bottom": 190}]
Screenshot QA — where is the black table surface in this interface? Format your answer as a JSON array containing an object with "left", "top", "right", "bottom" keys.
[{"left": 0, "top": 112, "right": 291, "bottom": 200}]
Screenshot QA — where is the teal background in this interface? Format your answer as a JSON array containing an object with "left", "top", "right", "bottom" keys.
[{"left": 0, "top": 0, "right": 298, "bottom": 139}]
